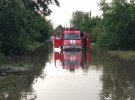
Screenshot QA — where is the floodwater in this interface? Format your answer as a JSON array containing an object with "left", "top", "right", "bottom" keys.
[{"left": 0, "top": 44, "right": 135, "bottom": 100}]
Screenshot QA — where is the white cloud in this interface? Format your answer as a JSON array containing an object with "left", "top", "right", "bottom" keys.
[{"left": 47, "top": 0, "right": 102, "bottom": 28}]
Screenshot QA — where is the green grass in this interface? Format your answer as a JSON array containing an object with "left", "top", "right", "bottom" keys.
[
  {"left": 0, "top": 96, "right": 3, "bottom": 100},
  {"left": 109, "top": 51, "right": 135, "bottom": 60}
]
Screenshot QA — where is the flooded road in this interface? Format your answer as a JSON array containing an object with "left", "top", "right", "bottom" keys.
[
  {"left": 0, "top": 45, "right": 135, "bottom": 100},
  {"left": 31, "top": 49, "right": 102, "bottom": 100}
]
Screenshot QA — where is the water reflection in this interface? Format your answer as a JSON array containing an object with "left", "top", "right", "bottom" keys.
[
  {"left": 101, "top": 59, "right": 135, "bottom": 100},
  {"left": 54, "top": 50, "right": 91, "bottom": 72},
  {"left": 91, "top": 49, "right": 135, "bottom": 100},
  {"left": 32, "top": 48, "right": 102, "bottom": 100},
  {"left": 0, "top": 45, "right": 52, "bottom": 100},
  {"left": 2, "top": 45, "right": 135, "bottom": 100}
]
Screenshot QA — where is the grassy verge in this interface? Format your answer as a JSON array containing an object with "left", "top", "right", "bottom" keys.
[{"left": 109, "top": 51, "right": 135, "bottom": 60}]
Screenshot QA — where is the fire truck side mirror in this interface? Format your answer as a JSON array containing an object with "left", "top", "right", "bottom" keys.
[{"left": 54, "top": 34, "right": 63, "bottom": 48}]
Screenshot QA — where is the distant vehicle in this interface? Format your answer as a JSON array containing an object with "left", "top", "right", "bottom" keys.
[{"left": 54, "top": 28, "right": 91, "bottom": 50}]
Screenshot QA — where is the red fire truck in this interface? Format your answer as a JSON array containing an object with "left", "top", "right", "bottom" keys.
[{"left": 54, "top": 28, "right": 90, "bottom": 50}]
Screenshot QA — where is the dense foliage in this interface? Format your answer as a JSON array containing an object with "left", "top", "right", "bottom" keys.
[
  {"left": 0, "top": 0, "right": 59, "bottom": 56},
  {"left": 70, "top": 11, "right": 103, "bottom": 42},
  {"left": 71, "top": 0, "right": 135, "bottom": 50},
  {"left": 97, "top": 0, "right": 135, "bottom": 50},
  {"left": 22, "top": 0, "right": 59, "bottom": 16}
]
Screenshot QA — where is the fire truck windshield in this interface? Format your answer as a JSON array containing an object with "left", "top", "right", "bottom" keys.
[{"left": 64, "top": 33, "right": 81, "bottom": 40}]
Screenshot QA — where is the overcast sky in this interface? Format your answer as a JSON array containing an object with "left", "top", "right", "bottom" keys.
[{"left": 47, "top": 0, "right": 102, "bottom": 28}]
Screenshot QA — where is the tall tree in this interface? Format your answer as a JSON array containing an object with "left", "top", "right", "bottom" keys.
[
  {"left": 0, "top": 0, "right": 57, "bottom": 55},
  {"left": 70, "top": 11, "right": 103, "bottom": 42},
  {"left": 71, "top": 11, "right": 90, "bottom": 29},
  {"left": 97, "top": 0, "right": 135, "bottom": 50},
  {"left": 21, "top": 0, "right": 59, "bottom": 16}
]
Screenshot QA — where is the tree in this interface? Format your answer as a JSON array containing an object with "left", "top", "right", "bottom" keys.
[
  {"left": 71, "top": 11, "right": 90, "bottom": 29},
  {"left": 54, "top": 25, "right": 64, "bottom": 35},
  {"left": 70, "top": 11, "right": 103, "bottom": 42},
  {"left": 0, "top": 0, "right": 56, "bottom": 55},
  {"left": 97, "top": 0, "right": 135, "bottom": 50},
  {"left": 21, "top": 0, "right": 59, "bottom": 16}
]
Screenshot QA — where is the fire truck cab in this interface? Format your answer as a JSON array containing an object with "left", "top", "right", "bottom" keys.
[{"left": 54, "top": 28, "right": 90, "bottom": 50}]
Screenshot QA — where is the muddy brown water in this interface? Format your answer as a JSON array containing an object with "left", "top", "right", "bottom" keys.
[{"left": 0, "top": 44, "right": 135, "bottom": 100}]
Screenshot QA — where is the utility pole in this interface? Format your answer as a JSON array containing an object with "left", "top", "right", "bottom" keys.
[
  {"left": 75, "top": 11, "right": 78, "bottom": 29},
  {"left": 89, "top": 10, "right": 91, "bottom": 19}
]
